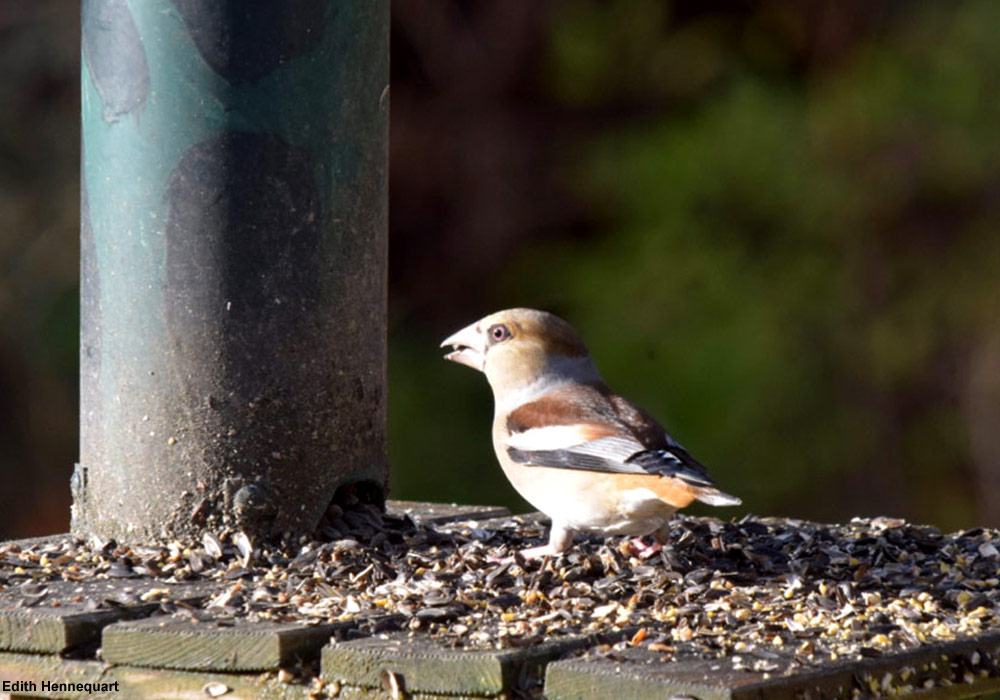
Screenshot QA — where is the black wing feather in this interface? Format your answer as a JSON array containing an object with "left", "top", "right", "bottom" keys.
[
  {"left": 506, "top": 447, "right": 627, "bottom": 474},
  {"left": 507, "top": 441, "right": 718, "bottom": 487},
  {"left": 625, "top": 446, "right": 716, "bottom": 487}
]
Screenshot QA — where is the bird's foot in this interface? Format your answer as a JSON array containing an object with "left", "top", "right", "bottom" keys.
[
  {"left": 488, "top": 524, "right": 574, "bottom": 563},
  {"left": 518, "top": 543, "right": 565, "bottom": 559},
  {"left": 623, "top": 537, "right": 663, "bottom": 560},
  {"left": 487, "top": 544, "right": 564, "bottom": 564},
  {"left": 486, "top": 553, "right": 514, "bottom": 564}
]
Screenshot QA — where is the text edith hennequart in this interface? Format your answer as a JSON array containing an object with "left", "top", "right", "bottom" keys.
[{"left": 3, "top": 679, "right": 120, "bottom": 694}]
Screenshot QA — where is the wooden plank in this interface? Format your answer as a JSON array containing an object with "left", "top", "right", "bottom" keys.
[
  {"left": 0, "top": 606, "right": 145, "bottom": 657},
  {"left": 0, "top": 534, "right": 77, "bottom": 551},
  {"left": 0, "top": 578, "right": 213, "bottom": 654},
  {"left": 102, "top": 616, "right": 342, "bottom": 672},
  {"left": 454, "top": 510, "right": 546, "bottom": 526},
  {"left": 0, "top": 650, "right": 474, "bottom": 700},
  {"left": 385, "top": 500, "right": 510, "bottom": 525},
  {"left": 544, "top": 631, "right": 1000, "bottom": 700},
  {"left": 321, "top": 632, "right": 625, "bottom": 698},
  {"left": 0, "top": 650, "right": 318, "bottom": 699}
]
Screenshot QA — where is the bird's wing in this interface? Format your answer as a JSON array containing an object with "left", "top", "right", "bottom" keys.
[
  {"left": 506, "top": 422, "right": 718, "bottom": 488},
  {"left": 503, "top": 384, "right": 720, "bottom": 487}
]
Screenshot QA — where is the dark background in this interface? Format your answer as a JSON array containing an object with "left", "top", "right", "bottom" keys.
[{"left": 2, "top": 0, "right": 999, "bottom": 538}]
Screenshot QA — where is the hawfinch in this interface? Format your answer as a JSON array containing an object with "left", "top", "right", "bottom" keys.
[{"left": 441, "top": 308, "right": 740, "bottom": 558}]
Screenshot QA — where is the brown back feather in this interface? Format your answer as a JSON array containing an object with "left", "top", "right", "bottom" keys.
[{"left": 505, "top": 383, "right": 668, "bottom": 449}]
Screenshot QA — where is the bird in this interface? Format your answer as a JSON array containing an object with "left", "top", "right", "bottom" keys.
[{"left": 440, "top": 307, "right": 740, "bottom": 559}]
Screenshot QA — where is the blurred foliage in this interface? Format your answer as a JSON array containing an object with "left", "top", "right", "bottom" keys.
[
  {"left": 2, "top": 1, "right": 999, "bottom": 536},
  {"left": 390, "top": 1, "right": 1000, "bottom": 531},
  {"left": 0, "top": 3, "right": 79, "bottom": 538}
]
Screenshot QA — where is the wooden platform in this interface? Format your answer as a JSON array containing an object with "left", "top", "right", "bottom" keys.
[{"left": 1, "top": 502, "right": 999, "bottom": 699}]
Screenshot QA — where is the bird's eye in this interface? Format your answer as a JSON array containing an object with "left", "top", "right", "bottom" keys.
[{"left": 488, "top": 324, "right": 511, "bottom": 343}]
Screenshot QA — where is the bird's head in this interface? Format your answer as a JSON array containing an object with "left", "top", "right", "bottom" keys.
[{"left": 440, "top": 308, "right": 600, "bottom": 400}]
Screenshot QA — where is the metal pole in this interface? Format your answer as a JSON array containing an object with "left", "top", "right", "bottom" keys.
[{"left": 76, "top": 0, "right": 389, "bottom": 541}]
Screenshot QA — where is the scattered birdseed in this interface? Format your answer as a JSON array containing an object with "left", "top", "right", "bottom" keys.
[
  {"left": 202, "top": 681, "right": 230, "bottom": 697},
  {"left": 2, "top": 505, "right": 1000, "bottom": 689}
]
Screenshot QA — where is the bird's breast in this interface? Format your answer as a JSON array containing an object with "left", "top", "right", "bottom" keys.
[{"left": 491, "top": 420, "right": 680, "bottom": 535}]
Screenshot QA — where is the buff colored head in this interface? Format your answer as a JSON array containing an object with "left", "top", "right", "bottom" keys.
[{"left": 440, "top": 308, "right": 598, "bottom": 399}]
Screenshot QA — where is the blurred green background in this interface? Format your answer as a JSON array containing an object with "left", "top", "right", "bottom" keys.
[{"left": 2, "top": 1, "right": 999, "bottom": 538}]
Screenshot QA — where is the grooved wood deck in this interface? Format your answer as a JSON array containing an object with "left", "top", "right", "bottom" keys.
[{"left": 0, "top": 502, "right": 998, "bottom": 699}]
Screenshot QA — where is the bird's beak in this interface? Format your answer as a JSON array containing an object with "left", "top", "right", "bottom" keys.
[{"left": 440, "top": 322, "right": 486, "bottom": 372}]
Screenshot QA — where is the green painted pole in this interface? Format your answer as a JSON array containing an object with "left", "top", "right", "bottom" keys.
[{"left": 75, "top": 0, "right": 389, "bottom": 541}]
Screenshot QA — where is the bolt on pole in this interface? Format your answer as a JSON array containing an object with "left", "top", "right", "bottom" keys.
[{"left": 76, "top": 0, "right": 389, "bottom": 542}]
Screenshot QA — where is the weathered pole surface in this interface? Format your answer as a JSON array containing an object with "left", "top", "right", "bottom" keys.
[{"left": 75, "top": 0, "right": 389, "bottom": 541}]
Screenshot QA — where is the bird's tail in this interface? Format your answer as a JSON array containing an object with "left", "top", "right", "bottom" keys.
[{"left": 693, "top": 487, "right": 741, "bottom": 507}]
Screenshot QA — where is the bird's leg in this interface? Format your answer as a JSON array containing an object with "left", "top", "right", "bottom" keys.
[
  {"left": 518, "top": 522, "right": 574, "bottom": 559},
  {"left": 490, "top": 522, "right": 574, "bottom": 562}
]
